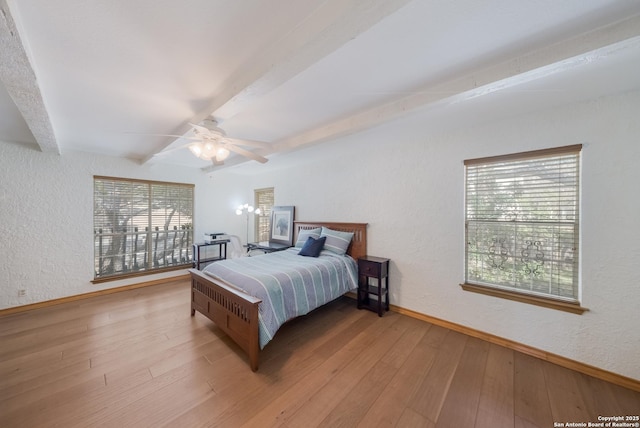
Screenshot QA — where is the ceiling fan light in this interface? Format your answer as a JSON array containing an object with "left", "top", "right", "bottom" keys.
[
  {"left": 188, "top": 143, "right": 203, "bottom": 157},
  {"left": 182, "top": 120, "right": 268, "bottom": 165},
  {"left": 200, "top": 143, "right": 216, "bottom": 160},
  {"left": 216, "top": 147, "right": 230, "bottom": 161}
]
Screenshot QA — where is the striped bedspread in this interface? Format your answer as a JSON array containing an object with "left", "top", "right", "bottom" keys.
[{"left": 202, "top": 248, "right": 358, "bottom": 349}]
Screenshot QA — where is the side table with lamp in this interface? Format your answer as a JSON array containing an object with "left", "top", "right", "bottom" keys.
[{"left": 192, "top": 233, "right": 229, "bottom": 269}]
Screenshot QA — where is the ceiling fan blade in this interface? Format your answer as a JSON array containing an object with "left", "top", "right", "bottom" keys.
[
  {"left": 189, "top": 121, "right": 227, "bottom": 137},
  {"left": 225, "top": 144, "right": 268, "bottom": 163},
  {"left": 135, "top": 133, "right": 199, "bottom": 140},
  {"left": 141, "top": 120, "right": 270, "bottom": 165},
  {"left": 151, "top": 142, "right": 192, "bottom": 156},
  {"left": 226, "top": 137, "right": 271, "bottom": 149}
]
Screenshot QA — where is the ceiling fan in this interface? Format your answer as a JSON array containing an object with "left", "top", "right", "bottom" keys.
[{"left": 151, "top": 119, "right": 269, "bottom": 165}]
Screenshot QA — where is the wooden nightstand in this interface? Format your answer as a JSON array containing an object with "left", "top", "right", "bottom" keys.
[{"left": 357, "top": 256, "right": 390, "bottom": 317}]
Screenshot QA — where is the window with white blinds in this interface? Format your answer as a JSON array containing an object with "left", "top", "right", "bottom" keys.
[
  {"left": 93, "top": 177, "right": 194, "bottom": 281},
  {"left": 464, "top": 145, "right": 581, "bottom": 302},
  {"left": 254, "top": 187, "right": 274, "bottom": 242}
]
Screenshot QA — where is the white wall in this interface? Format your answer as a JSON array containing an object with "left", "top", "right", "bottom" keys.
[
  {"left": 0, "top": 145, "right": 248, "bottom": 308},
  {"left": 206, "top": 90, "right": 640, "bottom": 381},
  {"left": 1, "top": 90, "right": 638, "bottom": 381}
]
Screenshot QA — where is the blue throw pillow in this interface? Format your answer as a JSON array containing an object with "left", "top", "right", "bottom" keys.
[{"left": 298, "top": 236, "right": 326, "bottom": 257}]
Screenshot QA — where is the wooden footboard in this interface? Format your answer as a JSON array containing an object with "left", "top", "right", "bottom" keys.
[
  {"left": 190, "top": 221, "right": 367, "bottom": 371},
  {"left": 190, "top": 268, "right": 262, "bottom": 371}
]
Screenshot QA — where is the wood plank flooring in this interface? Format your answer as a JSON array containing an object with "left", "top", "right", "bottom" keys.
[{"left": 1, "top": 280, "right": 638, "bottom": 427}]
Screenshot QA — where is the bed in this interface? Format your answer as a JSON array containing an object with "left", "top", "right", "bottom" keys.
[{"left": 189, "top": 221, "right": 367, "bottom": 371}]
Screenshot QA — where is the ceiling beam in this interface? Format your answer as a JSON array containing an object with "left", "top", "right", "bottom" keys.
[
  {"left": 204, "top": 13, "right": 640, "bottom": 173},
  {"left": 143, "top": 0, "right": 412, "bottom": 164},
  {"left": 205, "top": 0, "right": 414, "bottom": 123},
  {"left": 272, "top": 14, "right": 640, "bottom": 154},
  {"left": 0, "top": 0, "right": 58, "bottom": 153}
]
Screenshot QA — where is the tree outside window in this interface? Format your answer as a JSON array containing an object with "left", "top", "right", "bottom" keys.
[{"left": 93, "top": 177, "right": 194, "bottom": 280}]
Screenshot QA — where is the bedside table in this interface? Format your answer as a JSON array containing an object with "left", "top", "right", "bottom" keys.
[
  {"left": 192, "top": 240, "right": 230, "bottom": 270},
  {"left": 357, "top": 256, "right": 390, "bottom": 317}
]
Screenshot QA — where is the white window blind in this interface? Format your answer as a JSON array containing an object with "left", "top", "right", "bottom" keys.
[
  {"left": 94, "top": 177, "right": 194, "bottom": 280},
  {"left": 254, "top": 187, "right": 274, "bottom": 242},
  {"left": 464, "top": 145, "right": 581, "bottom": 302}
]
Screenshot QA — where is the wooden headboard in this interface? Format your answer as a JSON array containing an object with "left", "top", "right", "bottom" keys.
[{"left": 294, "top": 221, "right": 368, "bottom": 261}]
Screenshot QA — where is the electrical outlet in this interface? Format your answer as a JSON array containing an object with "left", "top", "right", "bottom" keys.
[{"left": 18, "top": 289, "right": 26, "bottom": 297}]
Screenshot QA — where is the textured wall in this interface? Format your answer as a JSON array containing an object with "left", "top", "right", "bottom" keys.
[
  {"left": 1, "top": 90, "right": 638, "bottom": 381},
  {"left": 0, "top": 147, "right": 212, "bottom": 307},
  {"left": 207, "top": 90, "right": 640, "bottom": 381}
]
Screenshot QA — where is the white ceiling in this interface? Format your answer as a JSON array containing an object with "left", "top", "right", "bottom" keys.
[{"left": 2, "top": 0, "right": 640, "bottom": 172}]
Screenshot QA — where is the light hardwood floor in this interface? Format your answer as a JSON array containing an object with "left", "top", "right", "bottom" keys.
[{"left": 1, "top": 280, "right": 638, "bottom": 427}]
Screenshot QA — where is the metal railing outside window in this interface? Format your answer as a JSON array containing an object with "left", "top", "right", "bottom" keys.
[{"left": 93, "top": 177, "right": 194, "bottom": 280}]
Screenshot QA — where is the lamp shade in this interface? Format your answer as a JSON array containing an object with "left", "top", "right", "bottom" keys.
[
  {"left": 188, "top": 143, "right": 203, "bottom": 157},
  {"left": 188, "top": 141, "right": 230, "bottom": 162},
  {"left": 216, "top": 146, "right": 230, "bottom": 161}
]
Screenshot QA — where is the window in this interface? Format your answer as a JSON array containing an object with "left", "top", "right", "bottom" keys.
[
  {"left": 254, "top": 187, "right": 274, "bottom": 242},
  {"left": 93, "top": 177, "right": 194, "bottom": 281},
  {"left": 463, "top": 145, "right": 584, "bottom": 312}
]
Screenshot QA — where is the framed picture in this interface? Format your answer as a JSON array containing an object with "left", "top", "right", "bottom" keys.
[{"left": 270, "top": 206, "right": 295, "bottom": 246}]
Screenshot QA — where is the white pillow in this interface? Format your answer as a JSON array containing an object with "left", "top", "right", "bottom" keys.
[
  {"left": 295, "top": 227, "right": 322, "bottom": 248},
  {"left": 320, "top": 227, "right": 354, "bottom": 255}
]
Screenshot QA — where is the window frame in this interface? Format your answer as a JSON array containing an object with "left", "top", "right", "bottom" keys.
[
  {"left": 254, "top": 187, "right": 274, "bottom": 242},
  {"left": 93, "top": 176, "right": 194, "bottom": 282},
  {"left": 461, "top": 145, "right": 587, "bottom": 314}
]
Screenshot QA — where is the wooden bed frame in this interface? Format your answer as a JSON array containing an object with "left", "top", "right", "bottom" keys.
[{"left": 189, "top": 221, "right": 367, "bottom": 371}]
